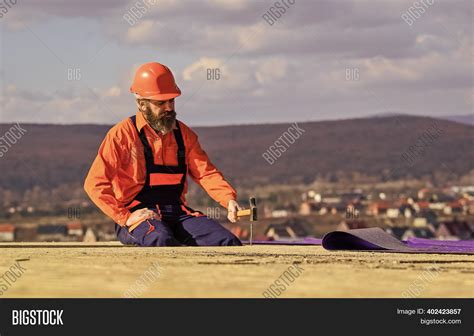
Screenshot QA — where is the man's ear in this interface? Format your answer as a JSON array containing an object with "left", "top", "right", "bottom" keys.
[{"left": 136, "top": 99, "right": 147, "bottom": 112}]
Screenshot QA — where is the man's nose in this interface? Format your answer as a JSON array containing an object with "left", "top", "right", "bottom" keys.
[{"left": 163, "top": 100, "right": 174, "bottom": 111}]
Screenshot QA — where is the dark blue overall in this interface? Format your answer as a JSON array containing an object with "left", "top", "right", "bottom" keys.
[{"left": 115, "top": 116, "right": 241, "bottom": 247}]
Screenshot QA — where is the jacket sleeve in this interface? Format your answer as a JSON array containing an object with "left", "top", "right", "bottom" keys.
[
  {"left": 84, "top": 131, "right": 131, "bottom": 226},
  {"left": 187, "top": 134, "right": 237, "bottom": 209}
]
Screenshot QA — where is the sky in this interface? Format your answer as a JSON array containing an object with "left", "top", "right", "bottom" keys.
[{"left": 0, "top": 0, "right": 472, "bottom": 126}]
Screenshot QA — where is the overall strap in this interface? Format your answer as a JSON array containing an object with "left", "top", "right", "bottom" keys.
[
  {"left": 173, "top": 121, "right": 186, "bottom": 167},
  {"left": 129, "top": 115, "right": 153, "bottom": 188},
  {"left": 130, "top": 115, "right": 154, "bottom": 164}
]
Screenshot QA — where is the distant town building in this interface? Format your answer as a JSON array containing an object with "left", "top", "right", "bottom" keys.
[
  {"left": 368, "top": 201, "right": 390, "bottom": 216},
  {"left": 15, "top": 226, "right": 37, "bottom": 242},
  {"left": 413, "top": 217, "right": 428, "bottom": 228},
  {"left": 83, "top": 228, "right": 97, "bottom": 242},
  {"left": 418, "top": 209, "right": 437, "bottom": 225},
  {"left": 386, "top": 208, "right": 400, "bottom": 219},
  {"left": 299, "top": 201, "right": 322, "bottom": 215},
  {"left": 96, "top": 230, "right": 118, "bottom": 242},
  {"left": 265, "top": 224, "right": 290, "bottom": 240},
  {"left": 386, "top": 227, "right": 435, "bottom": 240},
  {"left": 436, "top": 220, "right": 473, "bottom": 240},
  {"left": 331, "top": 203, "right": 348, "bottom": 215},
  {"left": 323, "top": 195, "right": 342, "bottom": 204},
  {"left": 385, "top": 227, "right": 408, "bottom": 240},
  {"left": 340, "top": 192, "right": 365, "bottom": 204},
  {"left": 337, "top": 220, "right": 367, "bottom": 231},
  {"left": 265, "top": 221, "right": 308, "bottom": 240},
  {"left": 37, "top": 225, "right": 68, "bottom": 242},
  {"left": 399, "top": 204, "right": 415, "bottom": 218},
  {"left": 271, "top": 209, "right": 289, "bottom": 218},
  {"left": 468, "top": 201, "right": 474, "bottom": 214},
  {"left": 414, "top": 201, "right": 430, "bottom": 213},
  {"left": 417, "top": 188, "right": 430, "bottom": 200},
  {"left": 67, "top": 222, "right": 83, "bottom": 237},
  {"left": 443, "top": 201, "right": 464, "bottom": 215},
  {"left": 402, "top": 228, "right": 435, "bottom": 240},
  {"left": 0, "top": 224, "right": 15, "bottom": 242}
]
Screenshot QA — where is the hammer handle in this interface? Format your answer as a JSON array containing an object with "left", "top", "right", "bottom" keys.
[{"left": 237, "top": 209, "right": 251, "bottom": 217}]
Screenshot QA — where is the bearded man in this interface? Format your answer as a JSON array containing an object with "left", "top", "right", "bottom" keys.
[{"left": 84, "top": 62, "right": 242, "bottom": 247}]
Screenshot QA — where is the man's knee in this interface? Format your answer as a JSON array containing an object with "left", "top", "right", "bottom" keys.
[
  {"left": 129, "top": 221, "right": 180, "bottom": 247},
  {"left": 208, "top": 228, "right": 242, "bottom": 246},
  {"left": 189, "top": 217, "right": 242, "bottom": 246},
  {"left": 222, "top": 231, "right": 242, "bottom": 246},
  {"left": 145, "top": 231, "right": 181, "bottom": 247},
  {"left": 141, "top": 225, "right": 181, "bottom": 247}
]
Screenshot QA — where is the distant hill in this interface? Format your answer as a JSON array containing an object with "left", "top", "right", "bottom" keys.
[
  {"left": 369, "top": 113, "right": 474, "bottom": 126},
  {"left": 438, "top": 114, "right": 474, "bottom": 126},
  {"left": 0, "top": 115, "right": 473, "bottom": 191}
]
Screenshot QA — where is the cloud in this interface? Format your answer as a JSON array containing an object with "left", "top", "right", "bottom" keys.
[
  {"left": 126, "top": 20, "right": 156, "bottom": 43},
  {"left": 363, "top": 57, "right": 420, "bottom": 81},
  {"left": 1, "top": 0, "right": 472, "bottom": 125},
  {"left": 0, "top": 85, "right": 129, "bottom": 124},
  {"left": 182, "top": 57, "right": 227, "bottom": 81},
  {"left": 209, "top": 0, "right": 250, "bottom": 10},
  {"left": 104, "top": 86, "right": 121, "bottom": 97},
  {"left": 255, "top": 58, "right": 288, "bottom": 85}
]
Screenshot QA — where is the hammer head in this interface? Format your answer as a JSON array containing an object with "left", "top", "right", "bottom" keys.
[{"left": 249, "top": 197, "right": 257, "bottom": 221}]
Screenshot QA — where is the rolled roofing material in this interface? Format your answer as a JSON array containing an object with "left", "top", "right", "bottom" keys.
[{"left": 246, "top": 228, "right": 474, "bottom": 254}]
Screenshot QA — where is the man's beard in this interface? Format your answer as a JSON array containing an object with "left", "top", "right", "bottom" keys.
[{"left": 144, "top": 107, "right": 176, "bottom": 134}]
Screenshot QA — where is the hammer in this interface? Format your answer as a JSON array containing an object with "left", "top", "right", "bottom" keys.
[{"left": 236, "top": 197, "right": 257, "bottom": 245}]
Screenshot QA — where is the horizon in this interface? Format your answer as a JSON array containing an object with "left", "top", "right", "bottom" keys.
[{"left": 0, "top": 112, "right": 472, "bottom": 128}]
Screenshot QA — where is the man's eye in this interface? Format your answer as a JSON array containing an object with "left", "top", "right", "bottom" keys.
[{"left": 153, "top": 99, "right": 173, "bottom": 106}]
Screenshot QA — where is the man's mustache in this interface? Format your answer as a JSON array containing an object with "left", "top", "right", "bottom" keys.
[{"left": 160, "top": 111, "right": 176, "bottom": 118}]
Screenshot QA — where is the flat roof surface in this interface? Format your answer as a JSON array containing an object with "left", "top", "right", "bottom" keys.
[{"left": 1, "top": 243, "right": 473, "bottom": 298}]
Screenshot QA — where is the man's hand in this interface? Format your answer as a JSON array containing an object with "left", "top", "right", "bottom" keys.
[
  {"left": 126, "top": 208, "right": 158, "bottom": 227},
  {"left": 227, "top": 200, "right": 241, "bottom": 223}
]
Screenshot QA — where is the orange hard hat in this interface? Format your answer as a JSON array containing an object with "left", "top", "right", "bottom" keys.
[{"left": 130, "top": 62, "right": 181, "bottom": 100}]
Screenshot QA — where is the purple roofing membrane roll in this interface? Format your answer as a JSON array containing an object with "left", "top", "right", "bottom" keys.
[
  {"left": 245, "top": 228, "right": 474, "bottom": 254},
  {"left": 322, "top": 228, "right": 412, "bottom": 251},
  {"left": 323, "top": 228, "right": 474, "bottom": 254}
]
